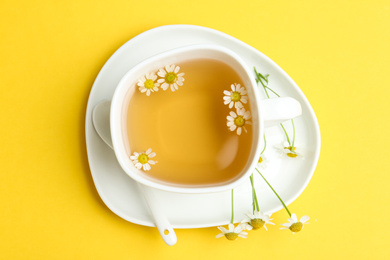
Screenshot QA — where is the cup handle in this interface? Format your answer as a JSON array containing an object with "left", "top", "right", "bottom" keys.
[{"left": 259, "top": 97, "right": 302, "bottom": 128}]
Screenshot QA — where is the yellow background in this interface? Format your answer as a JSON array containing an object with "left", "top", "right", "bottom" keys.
[{"left": 1, "top": 0, "right": 389, "bottom": 259}]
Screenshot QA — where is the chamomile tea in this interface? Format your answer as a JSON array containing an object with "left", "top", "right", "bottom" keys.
[{"left": 124, "top": 58, "right": 253, "bottom": 186}]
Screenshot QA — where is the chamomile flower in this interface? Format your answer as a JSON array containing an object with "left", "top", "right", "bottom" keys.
[
  {"left": 216, "top": 223, "right": 248, "bottom": 240},
  {"left": 280, "top": 213, "right": 310, "bottom": 234},
  {"left": 137, "top": 73, "right": 160, "bottom": 96},
  {"left": 257, "top": 154, "right": 269, "bottom": 169},
  {"left": 157, "top": 64, "right": 185, "bottom": 92},
  {"left": 130, "top": 148, "right": 157, "bottom": 171},
  {"left": 223, "top": 83, "right": 249, "bottom": 109},
  {"left": 241, "top": 211, "right": 275, "bottom": 231},
  {"left": 226, "top": 107, "right": 252, "bottom": 135},
  {"left": 275, "top": 141, "right": 303, "bottom": 159}
]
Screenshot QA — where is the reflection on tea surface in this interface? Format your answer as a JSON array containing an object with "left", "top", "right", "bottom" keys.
[{"left": 125, "top": 59, "right": 253, "bottom": 186}]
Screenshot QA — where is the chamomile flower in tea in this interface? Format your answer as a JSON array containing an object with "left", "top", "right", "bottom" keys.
[
  {"left": 226, "top": 107, "right": 252, "bottom": 135},
  {"left": 223, "top": 83, "right": 248, "bottom": 109},
  {"left": 137, "top": 73, "right": 160, "bottom": 96},
  {"left": 157, "top": 64, "right": 185, "bottom": 92},
  {"left": 216, "top": 223, "right": 248, "bottom": 240},
  {"left": 280, "top": 213, "right": 310, "bottom": 234},
  {"left": 130, "top": 148, "right": 157, "bottom": 171}
]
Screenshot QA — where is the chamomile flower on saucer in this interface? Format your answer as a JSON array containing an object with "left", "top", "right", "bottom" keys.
[
  {"left": 137, "top": 73, "right": 160, "bottom": 96},
  {"left": 257, "top": 154, "right": 269, "bottom": 169},
  {"left": 280, "top": 213, "right": 310, "bottom": 234},
  {"left": 216, "top": 223, "right": 248, "bottom": 240},
  {"left": 223, "top": 83, "right": 248, "bottom": 109},
  {"left": 226, "top": 107, "right": 252, "bottom": 135},
  {"left": 275, "top": 141, "right": 303, "bottom": 159},
  {"left": 130, "top": 148, "right": 157, "bottom": 171},
  {"left": 157, "top": 64, "right": 185, "bottom": 92},
  {"left": 241, "top": 211, "right": 275, "bottom": 231}
]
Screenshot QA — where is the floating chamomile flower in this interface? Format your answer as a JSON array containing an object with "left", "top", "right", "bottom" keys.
[
  {"left": 241, "top": 211, "right": 275, "bottom": 231},
  {"left": 223, "top": 83, "right": 248, "bottom": 109},
  {"left": 157, "top": 64, "right": 185, "bottom": 92},
  {"left": 130, "top": 148, "right": 157, "bottom": 171},
  {"left": 257, "top": 154, "right": 269, "bottom": 169},
  {"left": 216, "top": 223, "right": 248, "bottom": 240},
  {"left": 226, "top": 107, "right": 252, "bottom": 135},
  {"left": 137, "top": 73, "right": 160, "bottom": 96},
  {"left": 275, "top": 141, "right": 303, "bottom": 159},
  {"left": 280, "top": 213, "right": 310, "bottom": 234}
]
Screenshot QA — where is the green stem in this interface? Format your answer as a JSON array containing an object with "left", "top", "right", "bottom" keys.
[
  {"left": 250, "top": 174, "right": 259, "bottom": 213},
  {"left": 291, "top": 119, "right": 296, "bottom": 150},
  {"left": 260, "top": 134, "right": 267, "bottom": 155},
  {"left": 231, "top": 189, "right": 234, "bottom": 224},
  {"left": 280, "top": 123, "right": 291, "bottom": 146},
  {"left": 265, "top": 86, "right": 280, "bottom": 97},
  {"left": 256, "top": 168, "right": 292, "bottom": 217}
]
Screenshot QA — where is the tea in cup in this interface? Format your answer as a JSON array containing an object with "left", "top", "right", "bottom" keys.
[{"left": 110, "top": 44, "right": 302, "bottom": 193}]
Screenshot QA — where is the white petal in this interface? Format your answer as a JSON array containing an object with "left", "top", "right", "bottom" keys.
[
  {"left": 157, "top": 78, "right": 164, "bottom": 83},
  {"left": 174, "top": 66, "right": 180, "bottom": 73},
  {"left": 290, "top": 213, "right": 298, "bottom": 223},
  {"left": 227, "top": 121, "right": 234, "bottom": 127},
  {"left": 146, "top": 89, "right": 151, "bottom": 96},
  {"left": 228, "top": 224, "right": 235, "bottom": 232},
  {"left": 300, "top": 215, "right": 310, "bottom": 223},
  {"left": 223, "top": 96, "right": 231, "bottom": 101},
  {"left": 157, "top": 69, "right": 166, "bottom": 77},
  {"left": 226, "top": 116, "right": 234, "bottom": 121},
  {"left": 146, "top": 148, "right": 152, "bottom": 155},
  {"left": 148, "top": 152, "right": 156, "bottom": 158},
  {"left": 135, "top": 162, "right": 142, "bottom": 169},
  {"left": 215, "top": 233, "right": 224, "bottom": 238},
  {"left": 140, "top": 87, "right": 147, "bottom": 93},
  {"left": 234, "top": 102, "right": 243, "bottom": 109},
  {"left": 176, "top": 80, "right": 183, "bottom": 86},
  {"left": 230, "top": 111, "right": 237, "bottom": 118},
  {"left": 237, "top": 127, "right": 242, "bottom": 135},
  {"left": 171, "top": 85, "right": 175, "bottom": 92},
  {"left": 224, "top": 100, "right": 231, "bottom": 105},
  {"left": 223, "top": 90, "right": 231, "bottom": 96},
  {"left": 229, "top": 125, "right": 237, "bottom": 131},
  {"left": 244, "top": 111, "right": 251, "bottom": 119},
  {"left": 229, "top": 101, "right": 233, "bottom": 109},
  {"left": 231, "top": 84, "right": 235, "bottom": 91},
  {"left": 161, "top": 83, "right": 169, "bottom": 90},
  {"left": 148, "top": 160, "right": 156, "bottom": 165},
  {"left": 218, "top": 226, "right": 228, "bottom": 233}
]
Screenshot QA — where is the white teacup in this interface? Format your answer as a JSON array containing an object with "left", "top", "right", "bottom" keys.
[{"left": 109, "top": 44, "right": 302, "bottom": 194}]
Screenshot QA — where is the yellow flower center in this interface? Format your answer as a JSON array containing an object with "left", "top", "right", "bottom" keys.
[
  {"left": 138, "top": 154, "right": 149, "bottom": 164},
  {"left": 234, "top": 115, "right": 245, "bottom": 127},
  {"left": 258, "top": 157, "right": 263, "bottom": 163},
  {"left": 225, "top": 232, "right": 238, "bottom": 240},
  {"left": 165, "top": 72, "right": 177, "bottom": 84},
  {"left": 250, "top": 219, "right": 265, "bottom": 230},
  {"left": 289, "top": 222, "right": 303, "bottom": 232},
  {"left": 231, "top": 91, "right": 241, "bottom": 102},
  {"left": 284, "top": 146, "right": 297, "bottom": 157},
  {"left": 144, "top": 79, "right": 155, "bottom": 89}
]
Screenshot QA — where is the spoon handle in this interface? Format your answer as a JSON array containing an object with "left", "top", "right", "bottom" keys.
[{"left": 138, "top": 184, "right": 177, "bottom": 246}]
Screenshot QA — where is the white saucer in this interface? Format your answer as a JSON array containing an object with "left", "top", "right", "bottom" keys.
[{"left": 85, "top": 25, "right": 321, "bottom": 229}]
